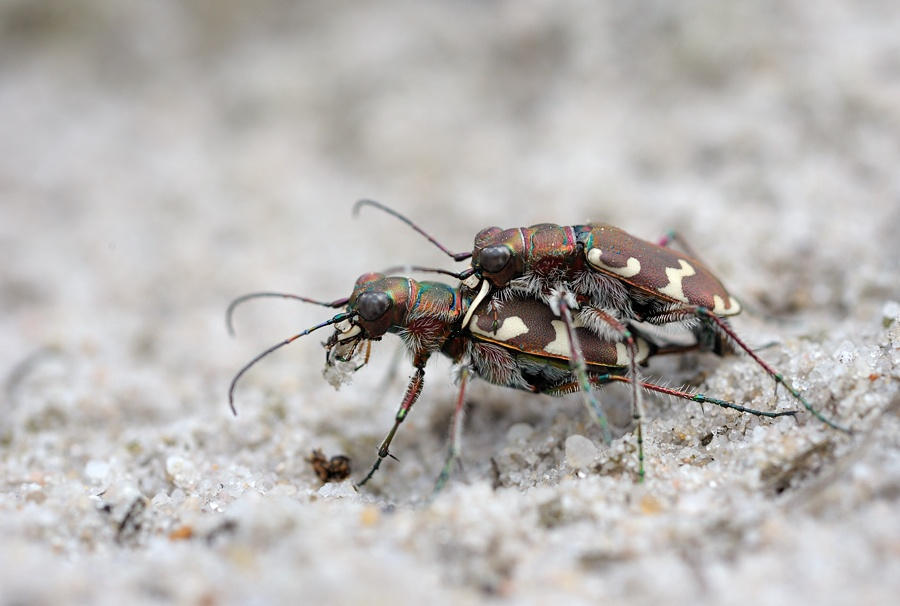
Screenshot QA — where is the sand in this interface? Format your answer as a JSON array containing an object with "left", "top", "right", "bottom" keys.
[{"left": 1, "top": 1, "right": 898, "bottom": 604}]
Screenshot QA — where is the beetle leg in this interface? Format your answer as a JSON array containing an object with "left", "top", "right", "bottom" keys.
[
  {"left": 553, "top": 294, "right": 614, "bottom": 445},
  {"left": 483, "top": 297, "right": 503, "bottom": 333},
  {"left": 560, "top": 374, "right": 804, "bottom": 417},
  {"left": 574, "top": 305, "right": 646, "bottom": 479},
  {"left": 547, "top": 372, "right": 800, "bottom": 480},
  {"left": 356, "top": 366, "right": 426, "bottom": 487},
  {"left": 599, "top": 374, "right": 801, "bottom": 419},
  {"left": 433, "top": 366, "right": 470, "bottom": 495},
  {"left": 657, "top": 229, "right": 702, "bottom": 260},
  {"left": 351, "top": 339, "right": 371, "bottom": 371},
  {"left": 644, "top": 305, "right": 852, "bottom": 434},
  {"left": 697, "top": 307, "right": 851, "bottom": 433},
  {"left": 579, "top": 309, "right": 644, "bottom": 423}
]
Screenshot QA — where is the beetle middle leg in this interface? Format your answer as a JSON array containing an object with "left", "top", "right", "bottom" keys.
[
  {"left": 550, "top": 289, "right": 647, "bottom": 479},
  {"left": 575, "top": 306, "right": 646, "bottom": 438},
  {"left": 550, "top": 291, "right": 615, "bottom": 446},
  {"left": 657, "top": 229, "right": 703, "bottom": 261}
]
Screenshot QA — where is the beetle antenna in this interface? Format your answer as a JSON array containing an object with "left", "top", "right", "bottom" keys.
[
  {"left": 226, "top": 292, "right": 350, "bottom": 336},
  {"left": 379, "top": 265, "right": 471, "bottom": 280},
  {"left": 353, "top": 199, "right": 472, "bottom": 262},
  {"left": 228, "top": 312, "right": 355, "bottom": 415}
]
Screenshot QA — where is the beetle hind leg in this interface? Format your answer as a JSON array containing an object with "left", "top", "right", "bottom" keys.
[
  {"left": 548, "top": 372, "right": 800, "bottom": 481},
  {"left": 601, "top": 374, "right": 800, "bottom": 419},
  {"left": 644, "top": 305, "right": 852, "bottom": 434}
]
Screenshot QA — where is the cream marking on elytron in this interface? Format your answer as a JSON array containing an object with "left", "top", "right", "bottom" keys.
[
  {"left": 614, "top": 340, "right": 650, "bottom": 365},
  {"left": 712, "top": 293, "right": 741, "bottom": 316},
  {"left": 586, "top": 248, "right": 641, "bottom": 278},
  {"left": 657, "top": 259, "right": 696, "bottom": 303},
  {"left": 544, "top": 320, "right": 650, "bottom": 364},
  {"left": 468, "top": 313, "right": 529, "bottom": 341},
  {"left": 544, "top": 318, "right": 582, "bottom": 357}
]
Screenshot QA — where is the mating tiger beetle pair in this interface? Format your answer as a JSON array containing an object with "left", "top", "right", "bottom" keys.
[{"left": 228, "top": 201, "right": 851, "bottom": 490}]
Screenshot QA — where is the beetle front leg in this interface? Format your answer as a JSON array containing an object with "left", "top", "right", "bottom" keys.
[{"left": 356, "top": 366, "right": 426, "bottom": 487}]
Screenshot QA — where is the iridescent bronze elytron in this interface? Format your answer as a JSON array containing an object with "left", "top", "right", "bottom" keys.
[
  {"left": 228, "top": 274, "right": 797, "bottom": 488},
  {"left": 353, "top": 200, "right": 850, "bottom": 435}
]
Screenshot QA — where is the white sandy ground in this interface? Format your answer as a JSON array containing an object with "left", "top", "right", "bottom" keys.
[{"left": 1, "top": 1, "right": 899, "bottom": 604}]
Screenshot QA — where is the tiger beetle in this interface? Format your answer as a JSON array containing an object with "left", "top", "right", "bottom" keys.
[
  {"left": 227, "top": 273, "right": 798, "bottom": 488},
  {"left": 353, "top": 200, "right": 852, "bottom": 437}
]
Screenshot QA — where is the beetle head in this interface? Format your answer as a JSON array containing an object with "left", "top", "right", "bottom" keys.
[
  {"left": 472, "top": 226, "right": 525, "bottom": 287},
  {"left": 326, "top": 273, "right": 412, "bottom": 363}
]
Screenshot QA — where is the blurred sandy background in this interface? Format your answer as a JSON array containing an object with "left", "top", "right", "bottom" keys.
[{"left": 1, "top": 1, "right": 899, "bottom": 604}]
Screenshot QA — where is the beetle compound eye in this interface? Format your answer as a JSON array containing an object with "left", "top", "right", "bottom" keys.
[
  {"left": 480, "top": 245, "right": 511, "bottom": 273},
  {"left": 357, "top": 292, "right": 391, "bottom": 321}
]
